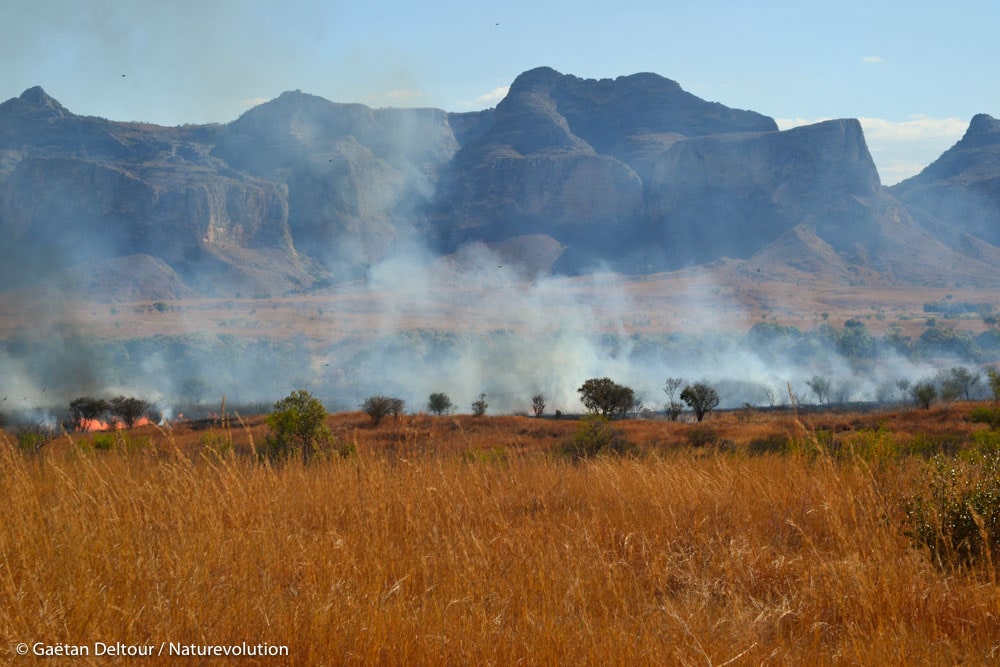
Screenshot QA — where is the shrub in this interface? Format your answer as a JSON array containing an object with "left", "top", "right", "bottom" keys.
[
  {"left": 361, "top": 395, "right": 404, "bottom": 426},
  {"left": 989, "top": 370, "right": 1000, "bottom": 401},
  {"left": 427, "top": 392, "right": 453, "bottom": 415},
  {"left": 15, "top": 424, "right": 56, "bottom": 455},
  {"left": 91, "top": 433, "right": 117, "bottom": 451},
  {"left": 842, "top": 425, "right": 899, "bottom": 462},
  {"left": 905, "top": 453, "right": 1000, "bottom": 569},
  {"left": 686, "top": 424, "right": 720, "bottom": 448},
  {"left": 261, "top": 390, "right": 335, "bottom": 463},
  {"left": 463, "top": 446, "right": 508, "bottom": 465},
  {"left": 748, "top": 433, "right": 790, "bottom": 455},
  {"left": 560, "top": 415, "right": 634, "bottom": 460},
  {"left": 969, "top": 406, "right": 1000, "bottom": 430},
  {"left": 471, "top": 393, "right": 488, "bottom": 417}
]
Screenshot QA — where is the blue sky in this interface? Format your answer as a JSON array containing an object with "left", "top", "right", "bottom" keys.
[{"left": 3, "top": 0, "right": 998, "bottom": 184}]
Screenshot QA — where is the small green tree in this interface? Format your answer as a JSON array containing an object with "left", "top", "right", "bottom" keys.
[
  {"left": 938, "top": 367, "right": 980, "bottom": 402},
  {"left": 911, "top": 381, "right": 937, "bottom": 410},
  {"left": 578, "top": 377, "right": 635, "bottom": 420},
  {"left": 427, "top": 392, "right": 453, "bottom": 415},
  {"left": 990, "top": 370, "right": 1000, "bottom": 402},
  {"left": 680, "top": 382, "right": 720, "bottom": 422},
  {"left": 471, "top": 393, "right": 488, "bottom": 417},
  {"left": 262, "top": 390, "right": 334, "bottom": 463},
  {"left": 362, "top": 395, "right": 404, "bottom": 425}
]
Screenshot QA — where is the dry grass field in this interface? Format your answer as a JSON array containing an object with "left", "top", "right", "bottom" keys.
[
  {"left": 3, "top": 405, "right": 1000, "bottom": 664},
  {"left": 2, "top": 269, "right": 997, "bottom": 345}
]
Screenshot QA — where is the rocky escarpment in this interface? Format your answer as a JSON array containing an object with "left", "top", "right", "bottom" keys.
[
  {"left": 212, "top": 91, "right": 459, "bottom": 279},
  {"left": 3, "top": 70, "right": 1000, "bottom": 299},
  {"left": 636, "top": 118, "right": 883, "bottom": 267},
  {"left": 891, "top": 113, "right": 1000, "bottom": 248},
  {"left": 432, "top": 68, "right": 896, "bottom": 274}
]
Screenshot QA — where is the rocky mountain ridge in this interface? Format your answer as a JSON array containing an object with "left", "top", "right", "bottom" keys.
[{"left": 1, "top": 69, "right": 999, "bottom": 301}]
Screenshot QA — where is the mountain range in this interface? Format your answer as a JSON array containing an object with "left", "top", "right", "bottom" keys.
[{"left": 2, "top": 66, "right": 1000, "bottom": 301}]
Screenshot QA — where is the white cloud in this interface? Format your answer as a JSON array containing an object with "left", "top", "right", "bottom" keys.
[
  {"left": 775, "top": 115, "right": 967, "bottom": 185},
  {"left": 459, "top": 85, "right": 510, "bottom": 110},
  {"left": 861, "top": 55, "right": 883, "bottom": 64},
  {"left": 857, "top": 115, "right": 967, "bottom": 141}
]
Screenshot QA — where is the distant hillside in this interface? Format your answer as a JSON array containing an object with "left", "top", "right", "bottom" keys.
[
  {"left": 2, "top": 71, "right": 1000, "bottom": 301},
  {"left": 892, "top": 113, "right": 1000, "bottom": 248}
]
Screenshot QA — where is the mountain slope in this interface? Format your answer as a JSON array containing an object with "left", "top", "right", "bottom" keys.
[
  {"left": 2, "top": 72, "right": 1000, "bottom": 301},
  {"left": 891, "top": 113, "right": 1000, "bottom": 247}
]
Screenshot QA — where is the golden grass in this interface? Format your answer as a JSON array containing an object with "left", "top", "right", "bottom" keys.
[
  {"left": 2, "top": 409, "right": 1000, "bottom": 664},
  {"left": 3, "top": 275, "right": 997, "bottom": 343}
]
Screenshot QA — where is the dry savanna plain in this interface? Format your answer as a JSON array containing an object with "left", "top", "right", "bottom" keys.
[
  {"left": 4, "top": 273, "right": 1000, "bottom": 664},
  {"left": 2, "top": 269, "right": 999, "bottom": 344},
  {"left": 3, "top": 405, "right": 1000, "bottom": 665}
]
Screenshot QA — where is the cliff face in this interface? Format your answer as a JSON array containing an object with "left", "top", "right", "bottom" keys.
[
  {"left": 891, "top": 113, "right": 1000, "bottom": 247},
  {"left": 0, "top": 86, "right": 458, "bottom": 295},
  {"left": 211, "top": 90, "right": 459, "bottom": 280},
  {"left": 2, "top": 70, "right": 1000, "bottom": 300},
  {"left": 432, "top": 69, "right": 891, "bottom": 274}
]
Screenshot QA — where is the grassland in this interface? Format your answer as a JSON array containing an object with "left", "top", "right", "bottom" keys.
[
  {"left": 3, "top": 405, "right": 1000, "bottom": 664},
  {"left": 2, "top": 271, "right": 998, "bottom": 345}
]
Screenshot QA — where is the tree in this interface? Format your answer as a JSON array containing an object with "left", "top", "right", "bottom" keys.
[
  {"left": 361, "top": 395, "right": 404, "bottom": 425},
  {"left": 943, "top": 367, "right": 981, "bottom": 401},
  {"left": 805, "top": 375, "right": 831, "bottom": 406},
  {"left": 427, "top": 392, "right": 453, "bottom": 415},
  {"left": 990, "top": 370, "right": 1000, "bottom": 402},
  {"left": 262, "top": 389, "right": 334, "bottom": 463},
  {"left": 663, "top": 377, "right": 684, "bottom": 421},
  {"left": 578, "top": 377, "right": 636, "bottom": 420},
  {"left": 471, "top": 393, "right": 488, "bottom": 417},
  {"left": 895, "top": 378, "right": 912, "bottom": 403},
  {"left": 761, "top": 384, "right": 778, "bottom": 408},
  {"left": 680, "top": 382, "right": 720, "bottom": 422},
  {"left": 69, "top": 396, "right": 109, "bottom": 431},
  {"left": 911, "top": 381, "right": 937, "bottom": 410},
  {"left": 531, "top": 393, "right": 546, "bottom": 417},
  {"left": 109, "top": 396, "right": 150, "bottom": 429}
]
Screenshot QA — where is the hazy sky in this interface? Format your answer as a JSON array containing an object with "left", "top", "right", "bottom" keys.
[{"left": 3, "top": 0, "right": 997, "bottom": 185}]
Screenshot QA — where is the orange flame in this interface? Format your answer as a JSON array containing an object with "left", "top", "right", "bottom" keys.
[{"left": 78, "top": 417, "right": 152, "bottom": 432}]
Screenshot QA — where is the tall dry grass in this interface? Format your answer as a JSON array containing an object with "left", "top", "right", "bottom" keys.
[{"left": 1, "top": 411, "right": 999, "bottom": 664}]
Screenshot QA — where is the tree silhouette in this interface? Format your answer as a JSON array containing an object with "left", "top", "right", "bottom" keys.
[{"left": 680, "top": 382, "right": 720, "bottom": 422}]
